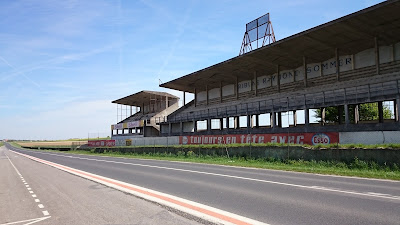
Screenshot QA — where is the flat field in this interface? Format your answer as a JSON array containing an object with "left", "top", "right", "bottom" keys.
[{"left": 18, "top": 141, "right": 87, "bottom": 147}]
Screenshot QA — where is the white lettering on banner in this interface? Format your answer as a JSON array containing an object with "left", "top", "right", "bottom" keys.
[
  {"left": 113, "top": 124, "right": 123, "bottom": 130},
  {"left": 127, "top": 121, "right": 140, "bottom": 128}
]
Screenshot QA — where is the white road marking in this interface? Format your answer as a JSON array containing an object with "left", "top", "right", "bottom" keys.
[
  {"left": 0, "top": 216, "right": 51, "bottom": 225},
  {"left": 42, "top": 211, "right": 49, "bottom": 216},
  {"left": 19, "top": 150, "right": 400, "bottom": 201},
  {"left": 35, "top": 199, "right": 40, "bottom": 202},
  {"left": 12, "top": 150, "right": 268, "bottom": 225},
  {"left": 25, "top": 185, "right": 29, "bottom": 187},
  {"left": 38, "top": 204, "right": 44, "bottom": 208},
  {"left": 29, "top": 191, "right": 34, "bottom": 194},
  {"left": 32, "top": 194, "right": 37, "bottom": 198},
  {"left": 27, "top": 188, "right": 31, "bottom": 190}
]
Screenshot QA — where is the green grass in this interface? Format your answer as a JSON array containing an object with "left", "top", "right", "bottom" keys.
[
  {"left": 0, "top": 142, "right": 3, "bottom": 147},
  {"left": 14, "top": 146, "right": 400, "bottom": 181}
]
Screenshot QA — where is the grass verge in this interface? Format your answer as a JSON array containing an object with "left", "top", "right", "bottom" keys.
[{"left": 9, "top": 141, "right": 400, "bottom": 181}]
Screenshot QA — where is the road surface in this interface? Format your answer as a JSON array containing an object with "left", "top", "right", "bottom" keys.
[{"left": 3, "top": 143, "right": 400, "bottom": 225}]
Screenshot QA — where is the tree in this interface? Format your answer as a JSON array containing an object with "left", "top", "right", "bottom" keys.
[{"left": 315, "top": 103, "right": 393, "bottom": 124}]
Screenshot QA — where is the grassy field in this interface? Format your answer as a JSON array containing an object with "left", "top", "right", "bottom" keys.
[{"left": 18, "top": 141, "right": 87, "bottom": 148}]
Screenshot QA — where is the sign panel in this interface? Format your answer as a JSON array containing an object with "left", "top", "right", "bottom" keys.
[
  {"left": 127, "top": 121, "right": 140, "bottom": 128},
  {"left": 113, "top": 124, "right": 123, "bottom": 130},
  {"left": 88, "top": 140, "right": 116, "bottom": 147},
  {"left": 179, "top": 132, "right": 338, "bottom": 145}
]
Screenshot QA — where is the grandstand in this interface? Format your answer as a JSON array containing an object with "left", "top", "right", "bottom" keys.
[
  {"left": 159, "top": 0, "right": 400, "bottom": 142},
  {"left": 111, "top": 91, "right": 179, "bottom": 138}
]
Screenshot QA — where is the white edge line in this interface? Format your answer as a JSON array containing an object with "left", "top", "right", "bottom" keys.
[
  {"left": 11, "top": 150, "right": 269, "bottom": 225},
  {"left": 0, "top": 216, "right": 51, "bottom": 225}
]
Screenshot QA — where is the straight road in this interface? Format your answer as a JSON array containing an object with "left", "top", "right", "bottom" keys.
[
  {"left": 5, "top": 143, "right": 400, "bottom": 225},
  {"left": 0, "top": 146, "right": 203, "bottom": 225}
]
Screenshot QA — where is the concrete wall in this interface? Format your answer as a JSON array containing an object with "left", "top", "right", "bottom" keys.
[
  {"left": 112, "top": 135, "right": 179, "bottom": 146},
  {"left": 354, "top": 48, "right": 375, "bottom": 69},
  {"left": 395, "top": 42, "right": 400, "bottom": 61},
  {"left": 208, "top": 88, "right": 220, "bottom": 99},
  {"left": 183, "top": 121, "right": 194, "bottom": 133},
  {"left": 340, "top": 131, "right": 400, "bottom": 145}
]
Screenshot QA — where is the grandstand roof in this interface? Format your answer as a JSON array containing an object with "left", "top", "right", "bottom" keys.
[
  {"left": 160, "top": 0, "right": 400, "bottom": 93},
  {"left": 112, "top": 90, "right": 179, "bottom": 106}
]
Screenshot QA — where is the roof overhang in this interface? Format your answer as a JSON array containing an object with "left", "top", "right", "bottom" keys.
[
  {"left": 112, "top": 90, "right": 179, "bottom": 106},
  {"left": 160, "top": 0, "right": 400, "bottom": 93}
]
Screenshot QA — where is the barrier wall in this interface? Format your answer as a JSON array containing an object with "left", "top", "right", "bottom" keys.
[{"left": 112, "top": 131, "right": 400, "bottom": 146}]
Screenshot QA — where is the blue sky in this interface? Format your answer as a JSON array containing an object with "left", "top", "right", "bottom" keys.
[{"left": 0, "top": 0, "right": 384, "bottom": 140}]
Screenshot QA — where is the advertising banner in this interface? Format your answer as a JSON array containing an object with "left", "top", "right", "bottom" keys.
[
  {"left": 179, "top": 132, "right": 338, "bottom": 145},
  {"left": 113, "top": 124, "right": 123, "bottom": 130},
  {"left": 127, "top": 121, "right": 140, "bottom": 128},
  {"left": 88, "top": 140, "right": 116, "bottom": 147}
]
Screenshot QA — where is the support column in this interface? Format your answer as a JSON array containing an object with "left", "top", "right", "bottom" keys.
[
  {"left": 336, "top": 48, "right": 340, "bottom": 81},
  {"left": 305, "top": 108, "right": 309, "bottom": 126},
  {"left": 303, "top": 57, "right": 307, "bottom": 87},
  {"left": 142, "top": 103, "right": 145, "bottom": 115},
  {"left": 338, "top": 105, "right": 344, "bottom": 124},
  {"left": 396, "top": 97, "right": 400, "bottom": 122},
  {"left": 226, "top": 117, "right": 230, "bottom": 129},
  {"left": 271, "top": 112, "right": 276, "bottom": 128},
  {"left": 207, "top": 119, "right": 211, "bottom": 131},
  {"left": 130, "top": 106, "right": 132, "bottom": 116},
  {"left": 375, "top": 37, "right": 380, "bottom": 75},
  {"left": 194, "top": 88, "right": 197, "bottom": 107},
  {"left": 254, "top": 71, "right": 258, "bottom": 96},
  {"left": 293, "top": 110, "right": 297, "bottom": 127},
  {"left": 193, "top": 121, "right": 197, "bottom": 132},
  {"left": 255, "top": 114, "right": 259, "bottom": 128},
  {"left": 247, "top": 115, "right": 251, "bottom": 131},
  {"left": 220, "top": 81, "right": 223, "bottom": 103},
  {"left": 220, "top": 118, "right": 223, "bottom": 130},
  {"left": 166, "top": 96, "right": 169, "bottom": 108},
  {"left": 183, "top": 91, "right": 186, "bottom": 106},
  {"left": 236, "top": 76, "right": 239, "bottom": 100},
  {"left": 168, "top": 123, "right": 172, "bottom": 136},
  {"left": 378, "top": 101, "right": 384, "bottom": 123},
  {"left": 321, "top": 107, "right": 326, "bottom": 125},
  {"left": 277, "top": 65, "right": 281, "bottom": 92},
  {"left": 234, "top": 116, "right": 239, "bottom": 129},
  {"left": 206, "top": 85, "right": 209, "bottom": 105},
  {"left": 344, "top": 104, "right": 350, "bottom": 125},
  {"left": 354, "top": 105, "right": 360, "bottom": 124},
  {"left": 180, "top": 122, "right": 183, "bottom": 135},
  {"left": 277, "top": 112, "right": 282, "bottom": 128}
]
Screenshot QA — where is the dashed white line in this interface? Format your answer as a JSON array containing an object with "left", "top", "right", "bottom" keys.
[
  {"left": 27, "top": 188, "right": 31, "bottom": 190},
  {"left": 29, "top": 191, "right": 34, "bottom": 194},
  {"left": 42, "top": 211, "right": 49, "bottom": 216},
  {"left": 25, "top": 185, "right": 29, "bottom": 187},
  {"left": 32, "top": 194, "right": 37, "bottom": 198},
  {"left": 35, "top": 199, "right": 40, "bottom": 202},
  {"left": 38, "top": 204, "right": 44, "bottom": 209}
]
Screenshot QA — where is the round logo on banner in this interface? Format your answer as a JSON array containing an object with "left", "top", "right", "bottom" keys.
[
  {"left": 312, "top": 133, "right": 330, "bottom": 145},
  {"left": 182, "top": 136, "right": 188, "bottom": 145}
]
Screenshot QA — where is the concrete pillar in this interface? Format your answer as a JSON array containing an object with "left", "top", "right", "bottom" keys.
[
  {"left": 206, "top": 85, "right": 209, "bottom": 105},
  {"left": 305, "top": 108, "right": 309, "bottom": 126},
  {"left": 354, "top": 105, "right": 360, "bottom": 124},
  {"left": 254, "top": 71, "right": 258, "bottom": 96},
  {"left": 271, "top": 112, "right": 276, "bottom": 128},
  {"left": 321, "top": 107, "right": 326, "bottom": 125},
  {"left": 220, "top": 118, "right": 224, "bottom": 130},
  {"left": 180, "top": 122, "right": 183, "bottom": 134},
  {"left": 193, "top": 121, "right": 197, "bottom": 132},
  {"left": 235, "top": 116, "right": 239, "bottom": 129},
  {"left": 168, "top": 123, "right": 172, "bottom": 136},
  {"left": 226, "top": 117, "right": 230, "bottom": 129},
  {"left": 378, "top": 101, "right": 384, "bottom": 123},
  {"left": 236, "top": 76, "right": 239, "bottom": 100},
  {"left": 303, "top": 56, "right": 307, "bottom": 87},
  {"left": 344, "top": 104, "right": 350, "bottom": 124},
  {"left": 142, "top": 103, "right": 145, "bottom": 115},
  {"left": 396, "top": 97, "right": 400, "bottom": 122},
  {"left": 130, "top": 106, "right": 132, "bottom": 116},
  {"left": 293, "top": 110, "right": 297, "bottom": 126},
  {"left": 277, "top": 65, "right": 281, "bottom": 92},
  {"left": 338, "top": 105, "right": 344, "bottom": 124},
  {"left": 375, "top": 37, "right": 380, "bottom": 75},
  {"left": 194, "top": 88, "right": 197, "bottom": 107},
  {"left": 255, "top": 114, "right": 259, "bottom": 128},
  {"left": 247, "top": 115, "right": 251, "bottom": 131},
  {"left": 277, "top": 112, "right": 282, "bottom": 128},
  {"left": 335, "top": 48, "right": 340, "bottom": 81},
  {"left": 207, "top": 119, "right": 211, "bottom": 131},
  {"left": 183, "top": 91, "right": 186, "bottom": 106}
]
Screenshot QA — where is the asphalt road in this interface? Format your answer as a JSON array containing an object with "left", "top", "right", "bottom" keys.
[
  {"left": 0, "top": 146, "right": 203, "bottom": 225},
  {"left": 4, "top": 143, "right": 400, "bottom": 225}
]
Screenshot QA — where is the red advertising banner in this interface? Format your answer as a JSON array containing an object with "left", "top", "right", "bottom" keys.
[
  {"left": 88, "top": 140, "right": 116, "bottom": 147},
  {"left": 179, "top": 132, "right": 338, "bottom": 145}
]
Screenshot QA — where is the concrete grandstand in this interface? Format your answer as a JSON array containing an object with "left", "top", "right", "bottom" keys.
[{"left": 157, "top": 0, "right": 400, "bottom": 145}]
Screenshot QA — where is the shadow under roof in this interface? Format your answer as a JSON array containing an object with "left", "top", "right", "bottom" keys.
[
  {"left": 160, "top": 0, "right": 400, "bottom": 93},
  {"left": 112, "top": 90, "right": 179, "bottom": 106}
]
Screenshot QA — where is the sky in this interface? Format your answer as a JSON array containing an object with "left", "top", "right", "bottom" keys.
[{"left": 0, "top": 0, "right": 385, "bottom": 140}]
